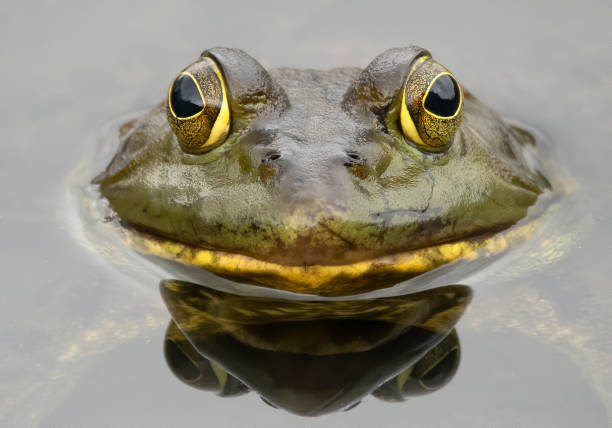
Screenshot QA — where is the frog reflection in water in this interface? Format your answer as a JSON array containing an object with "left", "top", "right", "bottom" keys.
[
  {"left": 94, "top": 46, "right": 551, "bottom": 297},
  {"left": 160, "top": 280, "right": 471, "bottom": 416}
]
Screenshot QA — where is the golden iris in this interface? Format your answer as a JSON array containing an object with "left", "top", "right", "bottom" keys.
[
  {"left": 400, "top": 56, "right": 463, "bottom": 152},
  {"left": 167, "top": 56, "right": 230, "bottom": 154}
]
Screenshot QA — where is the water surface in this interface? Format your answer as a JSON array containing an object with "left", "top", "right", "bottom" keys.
[{"left": 1, "top": 1, "right": 611, "bottom": 426}]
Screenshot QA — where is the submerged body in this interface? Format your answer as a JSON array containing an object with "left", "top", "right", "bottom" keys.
[{"left": 95, "top": 46, "right": 551, "bottom": 295}]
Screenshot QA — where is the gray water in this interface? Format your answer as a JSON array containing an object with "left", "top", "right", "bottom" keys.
[{"left": 1, "top": 1, "right": 611, "bottom": 426}]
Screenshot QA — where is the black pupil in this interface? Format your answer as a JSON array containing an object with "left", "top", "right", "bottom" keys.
[
  {"left": 424, "top": 74, "right": 460, "bottom": 117},
  {"left": 170, "top": 74, "right": 204, "bottom": 118}
]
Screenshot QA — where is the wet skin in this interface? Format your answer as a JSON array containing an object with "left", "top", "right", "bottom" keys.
[{"left": 95, "top": 46, "right": 550, "bottom": 294}]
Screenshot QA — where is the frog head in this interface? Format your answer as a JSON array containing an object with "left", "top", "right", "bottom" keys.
[{"left": 95, "top": 46, "right": 550, "bottom": 295}]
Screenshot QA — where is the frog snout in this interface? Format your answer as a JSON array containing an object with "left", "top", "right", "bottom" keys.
[{"left": 258, "top": 147, "right": 371, "bottom": 180}]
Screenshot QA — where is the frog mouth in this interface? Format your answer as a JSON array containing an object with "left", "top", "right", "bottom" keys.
[{"left": 121, "top": 220, "right": 537, "bottom": 296}]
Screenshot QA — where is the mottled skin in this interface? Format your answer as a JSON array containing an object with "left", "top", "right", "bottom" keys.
[{"left": 95, "top": 47, "right": 549, "bottom": 268}]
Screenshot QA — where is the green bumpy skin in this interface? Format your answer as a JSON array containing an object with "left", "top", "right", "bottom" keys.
[{"left": 95, "top": 46, "right": 550, "bottom": 275}]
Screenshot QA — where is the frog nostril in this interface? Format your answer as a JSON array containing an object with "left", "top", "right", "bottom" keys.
[
  {"left": 259, "top": 151, "right": 282, "bottom": 179},
  {"left": 344, "top": 151, "right": 365, "bottom": 167},
  {"left": 262, "top": 151, "right": 282, "bottom": 163},
  {"left": 344, "top": 151, "right": 369, "bottom": 179}
]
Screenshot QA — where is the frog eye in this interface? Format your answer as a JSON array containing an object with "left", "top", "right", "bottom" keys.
[
  {"left": 400, "top": 57, "right": 463, "bottom": 152},
  {"left": 167, "top": 57, "right": 230, "bottom": 154}
]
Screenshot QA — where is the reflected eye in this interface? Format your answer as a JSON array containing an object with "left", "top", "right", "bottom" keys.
[
  {"left": 167, "top": 57, "right": 230, "bottom": 154},
  {"left": 400, "top": 57, "right": 463, "bottom": 151}
]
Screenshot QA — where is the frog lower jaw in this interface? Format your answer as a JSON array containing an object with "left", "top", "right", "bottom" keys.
[{"left": 123, "top": 222, "right": 536, "bottom": 296}]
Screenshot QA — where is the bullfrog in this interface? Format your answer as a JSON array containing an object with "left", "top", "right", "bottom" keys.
[{"left": 94, "top": 46, "right": 551, "bottom": 296}]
